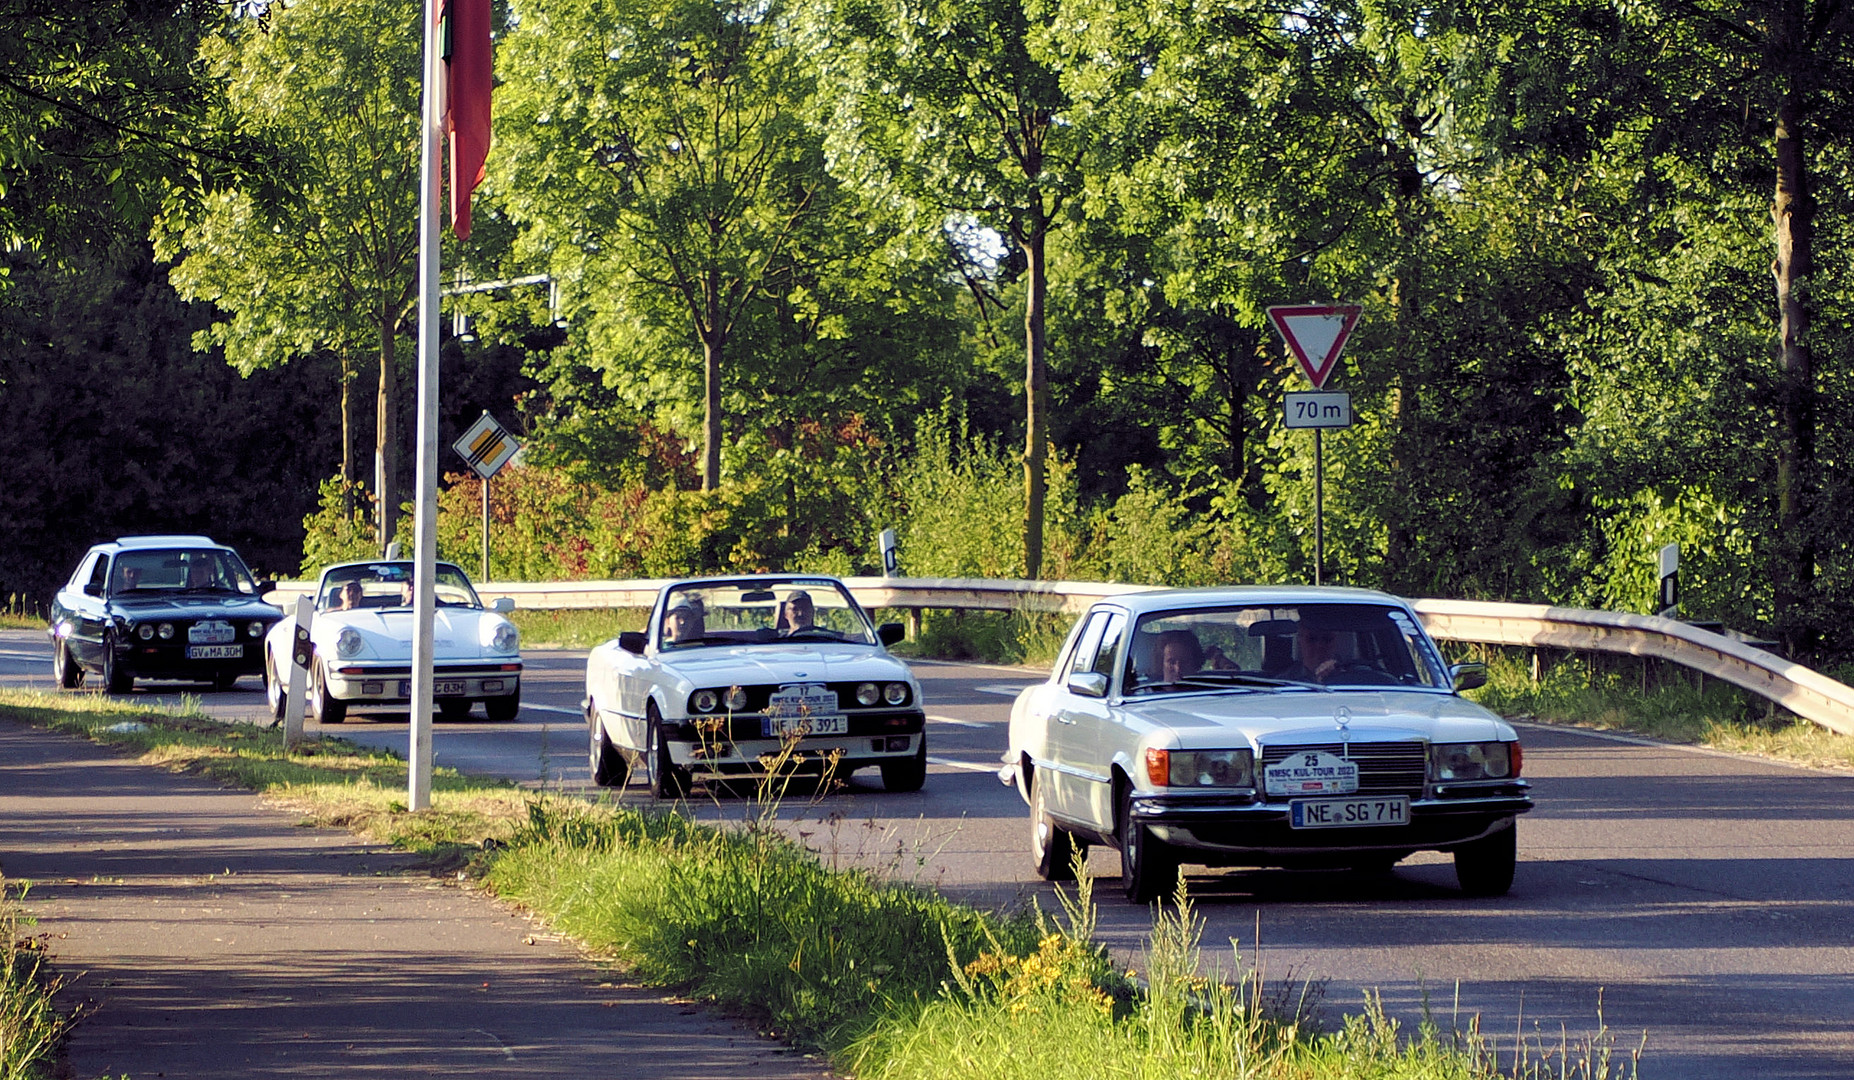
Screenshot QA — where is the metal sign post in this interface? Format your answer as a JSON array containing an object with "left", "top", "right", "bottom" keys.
[
  {"left": 453, "top": 411, "right": 520, "bottom": 584},
  {"left": 1269, "top": 306, "right": 1362, "bottom": 587}
]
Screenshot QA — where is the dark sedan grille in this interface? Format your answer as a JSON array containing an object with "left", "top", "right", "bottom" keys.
[{"left": 1260, "top": 741, "right": 1426, "bottom": 800}]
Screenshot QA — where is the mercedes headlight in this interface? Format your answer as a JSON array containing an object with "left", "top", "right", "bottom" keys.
[
  {"left": 335, "top": 627, "right": 365, "bottom": 659},
  {"left": 1431, "top": 741, "right": 1518, "bottom": 781},
  {"left": 1144, "top": 748, "right": 1255, "bottom": 788}
]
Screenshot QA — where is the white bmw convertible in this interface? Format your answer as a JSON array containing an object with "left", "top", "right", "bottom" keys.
[
  {"left": 265, "top": 560, "right": 521, "bottom": 723},
  {"left": 585, "top": 575, "right": 925, "bottom": 797}
]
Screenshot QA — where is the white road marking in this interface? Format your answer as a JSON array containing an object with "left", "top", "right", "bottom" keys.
[
  {"left": 975, "top": 684, "right": 1034, "bottom": 697},
  {"left": 521, "top": 703, "right": 582, "bottom": 716},
  {"left": 927, "top": 714, "right": 990, "bottom": 728},
  {"left": 0, "top": 650, "right": 47, "bottom": 662},
  {"left": 927, "top": 756, "right": 999, "bottom": 773}
]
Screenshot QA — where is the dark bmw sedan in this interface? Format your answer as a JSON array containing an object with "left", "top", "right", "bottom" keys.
[{"left": 49, "top": 535, "right": 282, "bottom": 693}]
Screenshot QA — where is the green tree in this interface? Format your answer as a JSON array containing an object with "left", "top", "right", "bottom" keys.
[
  {"left": 494, "top": 0, "right": 831, "bottom": 492},
  {"left": 153, "top": 0, "right": 425, "bottom": 552}
]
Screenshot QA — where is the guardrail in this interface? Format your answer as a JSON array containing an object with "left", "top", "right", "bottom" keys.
[{"left": 267, "top": 576, "right": 1854, "bottom": 738}]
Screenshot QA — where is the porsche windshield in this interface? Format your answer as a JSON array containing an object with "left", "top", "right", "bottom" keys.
[
  {"left": 657, "top": 579, "right": 875, "bottom": 649},
  {"left": 318, "top": 562, "right": 481, "bottom": 611},
  {"left": 1123, "top": 603, "right": 1448, "bottom": 693}
]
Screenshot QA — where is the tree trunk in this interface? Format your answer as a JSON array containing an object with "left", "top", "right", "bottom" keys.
[
  {"left": 340, "top": 356, "right": 355, "bottom": 518},
  {"left": 1022, "top": 218, "right": 1049, "bottom": 580},
  {"left": 375, "top": 313, "right": 398, "bottom": 555},
  {"left": 700, "top": 281, "right": 723, "bottom": 496},
  {"left": 1772, "top": 69, "right": 1815, "bottom": 652}
]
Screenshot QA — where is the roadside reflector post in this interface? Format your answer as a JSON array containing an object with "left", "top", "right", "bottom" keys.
[
  {"left": 1657, "top": 543, "right": 1679, "bottom": 619},
  {"left": 284, "top": 595, "right": 312, "bottom": 749}
]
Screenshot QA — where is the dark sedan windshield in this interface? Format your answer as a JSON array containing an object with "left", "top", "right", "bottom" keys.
[
  {"left": 111, "top": 549, "right": 259, "bottom": 597},
  {"left": 1125, "top": 603, "right": 1448, "bottom": 693}
]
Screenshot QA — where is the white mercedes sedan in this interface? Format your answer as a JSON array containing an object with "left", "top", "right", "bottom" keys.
[
  {"left": 1002, "top": 586, "right": 1532, "bottom": 903},
  {"left": 264, "top": 560, "right": 521, "bottom": 723},
  {"left": 584, "top": 575, "right": 925, "bottom": 797}
]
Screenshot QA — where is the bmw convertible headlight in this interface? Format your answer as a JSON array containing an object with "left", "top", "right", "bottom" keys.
[
  {"left": 486, "top": 621, "right": 518, "bottom": 654},
  {"left": 883, "top": 682, "right": 909, "bottom": 705},
  {"left": 1144, "top": 748, "right": 1255, "bottom": 788},
  {"left": 1430, "top": 741, "right": 1519, "bottom": 781},
  {"left": 335, "top": 627, "right": 365, "bottom": 659},
  {"left": 690, "top": 690, "right": 719, "bottom": 713}
]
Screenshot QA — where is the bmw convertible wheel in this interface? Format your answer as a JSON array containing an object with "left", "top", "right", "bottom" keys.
[
  {"left": 880, "top": 737, "right": 927, "bottom": 793},
  {"left": 1118, "top": 784, "right": 1179, "bottom": 905},
  {"left": 53, "top": 640, "right": 82, "bottom": 690},
  {"left": 589, "top": 704, "right": 629, "bottom": 788},
  {"left": 101, "top": 633, "right": 133, "bottom": 695},
  {"left": 645, "top": 705, "right": 689, "bottom": 799},
  {"left": 310, "top": 663, "right": 347, "bottom": 724},
  {"left": 1030, "top": 766, "right": 1079, "bottom": 882},
  {"left": 1454, "top": 824, "right": 1517, "bottom": 897}
]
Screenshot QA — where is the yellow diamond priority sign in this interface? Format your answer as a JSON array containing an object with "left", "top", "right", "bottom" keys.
[{"left": 453, "top": 411, "right": 520, "bottom": 479}]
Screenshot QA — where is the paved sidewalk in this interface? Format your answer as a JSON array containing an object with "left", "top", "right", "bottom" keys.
[{"left": 0, "top": 719, "right": 832, "bottom": 1078}]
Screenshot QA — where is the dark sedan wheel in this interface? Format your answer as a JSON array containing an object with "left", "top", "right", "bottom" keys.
[
  {"left": 310, "top": 662, "right": 347, "bottom": 724},
  {"left": 101, "top": 634, "right": 133, "bottom": 695},
  {"left": 1119, "top": 784, "right": 1179, "bottom": 905},
  {"left": 1454, "top": 824, "right": 1518, "bottom": 897},
  {"left": 589, "top": 705, "right": 630, "bottom": 788},
  {"left": 53, "top": 640, "right": 83, "bottom": 690},
  {"left": 645, "top": 705, "right": 689, "bottom": 799},
  {"left": 1030, "top": 766, "right": 1079, "bottom": 882},
  {"left": 213, "top": 670, "right": 241, "bottom": 692}
]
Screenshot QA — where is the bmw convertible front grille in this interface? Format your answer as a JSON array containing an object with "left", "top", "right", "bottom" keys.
[{"left": 1259, "top": 741, "right": 1427, "bottom": 800}]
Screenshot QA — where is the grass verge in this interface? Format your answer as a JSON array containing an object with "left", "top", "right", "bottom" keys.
[
  {"left": 1, "top": 884, "right": 67, "bottom": 1080},
  {"left": 0, "top": 690, "right": 1640, "bottom": 1079},
  {"left": 507, "top": 607, "right": 652, "bottom": 650},
  {"left": 1464, "top": 653, "right": 1854, "bottom": 771}
]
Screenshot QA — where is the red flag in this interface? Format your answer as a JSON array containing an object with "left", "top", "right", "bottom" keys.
[{"left": 443, "top": 0, "right": 492, "bottom": 239}]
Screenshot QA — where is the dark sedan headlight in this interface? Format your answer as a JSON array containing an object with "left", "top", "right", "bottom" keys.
[
  {"left": 157, "top": 623, "right": 175, "bottom": 640},
  {"left": 247, "top": 621, "right": 265, "bottom": 638},
  {"left": 136, "top": 624, "right": 154, "bottom": 641},
  {"left": 1431, "top": 741, "right": 1520, "bottom": 781},
  {"left": 1144, "top": 748, "right": 1255, "bottom": 788}
]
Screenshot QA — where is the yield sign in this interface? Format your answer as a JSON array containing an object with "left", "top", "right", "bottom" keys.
[{"left": 1267, "top": 304, "right": 1362, "bottom": 390}]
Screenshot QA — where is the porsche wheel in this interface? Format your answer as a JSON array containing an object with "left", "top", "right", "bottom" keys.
[
  {"left": 310, "top": 662, "right": 346, "bottom": 724},
  {"left": 265, "top": 653, "right": 287, "bottom": 720},
  {"left": 484, "top": 692, "right": 519, "bottom": 723}
]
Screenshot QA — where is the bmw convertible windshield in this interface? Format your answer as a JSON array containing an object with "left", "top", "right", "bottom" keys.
[
  {"left": 657, "top": 578, "right": 877, "bottom": 649},
  {"left": 1125, "top": 603, "right": 1449, "bottom": 693}
]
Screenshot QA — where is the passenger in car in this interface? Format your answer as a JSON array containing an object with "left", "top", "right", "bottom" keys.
[
  {"left": 777, "top": 591, "right": 815, "bottom": 634},
  {"left": 663, "top": 597, "right": 705, "bottom": 642}
]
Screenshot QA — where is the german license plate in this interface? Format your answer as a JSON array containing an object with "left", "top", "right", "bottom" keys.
[
  {"left": 186, "top": 644, "right": 243, "bottom": 659},
  {"left": 1290, "top": 796, "right": 1409, "bottom": 829},
  {"left": 396, "top": 679, "right": 467, "bottom": 697},
  {"left": 189, "top": 620, "right": 236, "bottom": 644},
  {"left": 761, "top": 715, "right": 848, "bottom": 738}
]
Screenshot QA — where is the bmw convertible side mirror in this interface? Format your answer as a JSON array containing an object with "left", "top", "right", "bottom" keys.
[
  {"left": 876, "top": 622, "right": 905, "bottom": 647},
  {"left": 1067, "top": 671, "right": 1109, "bottom": 698},
  {"left": 617, "top": 631, "right": 647, "bottom": 655},
  {"left": 491, "top": 597, "right": 515, "bottom": 613},
  {"left": 1450, "top": 661, "right": 1488, "bottom": 692}
]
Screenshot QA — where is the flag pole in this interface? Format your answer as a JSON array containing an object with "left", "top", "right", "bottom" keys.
[{"left": 409, "top": 0, "right": 445, "bottom": 811}]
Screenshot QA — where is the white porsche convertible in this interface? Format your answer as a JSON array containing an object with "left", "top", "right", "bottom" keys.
[
  {"left": 585, "top": 575, "right": 925, "bottom": 797},
  {"left": 265, "top": 560, "right": 521, "bottom": 723}
]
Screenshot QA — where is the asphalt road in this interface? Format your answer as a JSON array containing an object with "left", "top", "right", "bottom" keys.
[{"left": 5, "top": 627, "right": 1852, "bottom": 1079}]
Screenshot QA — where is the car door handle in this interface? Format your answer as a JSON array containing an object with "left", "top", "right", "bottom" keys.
[{"left": 1054, "top": 712, "right": 1079, "bottom": 725}]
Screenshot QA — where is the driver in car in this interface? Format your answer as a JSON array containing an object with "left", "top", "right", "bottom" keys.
[
  {"left": 1280, "top": 613, "right": 1357, "bottom": 684},
  {"left": 778, "top": 591, "right": 815, "bottom": 635},
  {"left": 663, "top": 597, "right": 705, "bottom": 643}
]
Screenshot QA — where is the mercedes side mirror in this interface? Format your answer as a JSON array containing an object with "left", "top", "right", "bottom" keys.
[
  {"left": 1067, "top": 671, "right": 1109, "bottom": 698},
  {"left": 491, "top": 597, "right": 515, "bottom": 613},
  {"left": 617, "top": 631, "right": 647, "bottom": 656},
  {"left": 1450, "top": 661, "right": 1488, "bottom": 692},
  {"left": 83, "top": 582, "right": 102, "bottom": 597},
  {"left": 876, "top": 622, "right": 905, "bottom": 647}
]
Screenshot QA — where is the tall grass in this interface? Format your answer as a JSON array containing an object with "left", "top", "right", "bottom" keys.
[{"left": 1, "top": 884, "right": 68, "bottom": 1080}]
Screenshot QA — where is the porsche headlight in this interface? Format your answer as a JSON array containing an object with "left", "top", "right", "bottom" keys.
[
  {"left": 487, "top": 621, "right": 519, "bottom": 654},
  {"left": 335, "top": 627, "right": 365, "bottom": 659},
  {"left": 1430, "top": 741, "right": 1517, "bottom": 781},
  {"left": 1144, "top": 748, "right": 1254, "bottom": 788}
]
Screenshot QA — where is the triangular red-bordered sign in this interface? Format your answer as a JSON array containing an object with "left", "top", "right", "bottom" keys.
[{"left": 1267, "top": 304, "right": 1361, "bottom": 389}]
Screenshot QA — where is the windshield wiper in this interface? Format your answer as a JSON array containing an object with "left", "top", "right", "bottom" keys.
[{"left": 1170, "top": 671, "right": 1331, "bottom": 692}]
